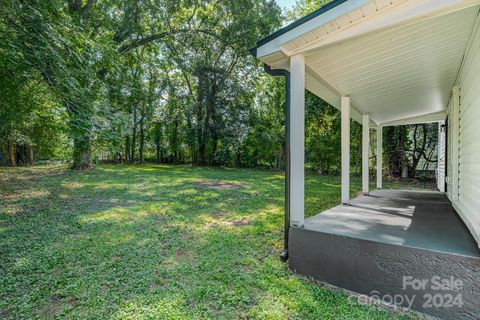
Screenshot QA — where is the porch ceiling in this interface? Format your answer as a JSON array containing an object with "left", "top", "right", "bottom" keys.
[
  {"left": 304, "top": 6, "right": 479, "bottom": 125},
  {"left": 257, "top": 0, "right": 480, "bottom": 125}
]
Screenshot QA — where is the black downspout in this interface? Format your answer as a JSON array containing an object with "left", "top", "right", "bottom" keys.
[{"left": 263, "top": 64, "right": 291, "bottom": 262}]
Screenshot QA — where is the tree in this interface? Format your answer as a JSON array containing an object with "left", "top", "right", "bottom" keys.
[
  {"left": 4, "top": 0, "right": 273, "bottom": 168},
  {"left": 287, "top": 0, "right": 332, "bottom": 19},
  {"left": 0, "top": 10, "right": 67, "bottom": 166}
]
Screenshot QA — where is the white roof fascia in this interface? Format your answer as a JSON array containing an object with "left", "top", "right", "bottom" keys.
[
  {"left": 291, "top": 0, "right": 480, "bottom": 56},
  {"left": 256, "top": 0, "right": 371, "bottom": 58}
]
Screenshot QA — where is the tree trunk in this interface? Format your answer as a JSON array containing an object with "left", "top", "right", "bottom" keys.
[
  {"left": 401, "top": 165, "right": 409, "bottom": 179},
  {"left": 198, "top": 144, "right": 206, "bottom": 165},
  {"left": 196, "top": 67, "right": 207, "bottom": 165},
  {"left": 6, "top": 143, "right": 16, "bottom": 166},
  {"left": 72, "top": 135, "right": 93, "bottom": 170},
  {"left": 125, "top": 135, "right": 131, "bottom": 163},
  {"left": 154, "top": 123, "right": 162, "bottom": 164},
  {"left": 172, "top": 119, "right": 179, "bottom": 164},
  {"left": 155, "top": 131, "right": 161, "bottom": 164},
  {"left": 409, "top": 124, "right": 427, "bottom": 178},
  {"left": 399, "top": 139, "right": 409, "bottom": 179},
  {"left": 116, "top": 152, "right": 123, "bottom": 164},
  {"left": 27, "top": 145, "right": 34, "bottom": 165},
  {"left": 131, "top": 106, "right": 137, "bottom": 163},
  {"left": 236, "top": 151, "right": 242, "bottom": 168},
  {"left": 139, "top": 113, "right": 145, "bottom": 164},
  {"left": 207, "top": 81, "right": 217, "bottom": 165}
]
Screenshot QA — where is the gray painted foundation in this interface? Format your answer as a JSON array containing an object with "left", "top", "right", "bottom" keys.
[{"left": 289, "top": 190, "right": 480, "bottom": 319}]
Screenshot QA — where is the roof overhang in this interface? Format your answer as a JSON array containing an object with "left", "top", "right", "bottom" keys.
[{"left": 253, "top": 0, "right": 480, "bottom": 126}]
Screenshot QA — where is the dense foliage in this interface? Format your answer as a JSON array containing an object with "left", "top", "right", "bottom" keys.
[{"left": 0, "top": 0, "right": 438, "bottom": 178}]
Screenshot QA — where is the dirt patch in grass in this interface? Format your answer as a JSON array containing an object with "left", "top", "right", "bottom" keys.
[
  {"left": 99, "top": 284, "right": 110, "bottom": 293},
  {"left": 204, "top": 214, "right": 251, "bottom": 228},
  {"left": 150, "top": 278, "right": 170, "bottom": 291},
  {"left": 211, "top": 211, "right": 228, "bottom": 218},
  {"left": 223, "top": 218, "right": 250, "bottom": 227},
  {"left": 197, "top": 180, "right": 246, "bottom": 189},
  {"left": 38, "top": 295, "right": 77, "bottom": 318},
  {"left": 175, "top": 248, "right": 195, "bottom": 263}
]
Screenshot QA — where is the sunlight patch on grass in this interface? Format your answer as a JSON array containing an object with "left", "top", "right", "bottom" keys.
[
  {"left": 12, "top": 256, "right": 32, "bottom": 272},
  {"left": 78, "top": 207, "right": 136, "bottom": 223},
  {"left": 1, "top": 189, "right": 50, "bottom": 202},
  {"left": 248, "top": 291, "right": 289, "bottom": 319},
  {"left": 113, "top": 297, "right": 189, "bottom": 320},
  {"left": 62, "top": 181, "right": 84, "bottom": 190},
  {"left": 322, "top": 182, "right": 341, "bottom": 188}
]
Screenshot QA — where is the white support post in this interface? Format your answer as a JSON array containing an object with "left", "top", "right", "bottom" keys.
[
  {"left": 376, "top": 126, "right": 383, "bottom": 190},
  {"left": 437, "top": 121, "right": 446, "bottom": 193},
  {"left": 289, "top": 54, "right": 305, "bottom": 226},
  {"left": 341, "top": 96, "right": 351, "bottom": 204},
  {"left": 362, "top": 115, "right": 370, "bottom": 195},
  {"left": 451, "top": 86, "right": 460, "bottom": 201}
]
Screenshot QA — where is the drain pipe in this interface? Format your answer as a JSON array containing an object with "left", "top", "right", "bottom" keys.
[{"left": 263, "top": 64, "right": 291, "bottom": 263}]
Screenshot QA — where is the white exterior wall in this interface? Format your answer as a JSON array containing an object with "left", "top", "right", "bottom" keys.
[{"left": 448, "top": 16, "right": 480, "bottom": 247}]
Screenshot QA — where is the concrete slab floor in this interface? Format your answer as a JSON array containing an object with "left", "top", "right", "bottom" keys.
[{"left": 304, "top": 189, "right": 480, "bottom": 258}]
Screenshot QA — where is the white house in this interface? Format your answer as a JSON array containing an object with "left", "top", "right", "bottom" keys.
[{"left": 251, "top": 1, "right": 480, "bottom": 318}]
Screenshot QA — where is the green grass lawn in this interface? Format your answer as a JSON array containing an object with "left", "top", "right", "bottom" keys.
[{"left": 0, "top": 164, "right": 423, "bottom": 319}]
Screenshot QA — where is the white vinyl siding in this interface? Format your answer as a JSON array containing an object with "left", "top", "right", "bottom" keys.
[{"left": 451, "top": 14, "right": 480, "bottom": 247}]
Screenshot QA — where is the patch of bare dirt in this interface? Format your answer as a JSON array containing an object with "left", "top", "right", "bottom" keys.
[
  {"left": 223, "top": 218, "right": 250, "bottom": 227},
  {"left": 38, "top": 295, "right": 77, "bottom": 318},
  {"left": 99, "top": 284, "right": 110, "bottom": 293},
  {"left": 152, "top": 214, "right": 168, "bottom": 225},
  {"left": 149, "top": 278, "right": 169, "bottom": 291},
  {"left": 197, "top": 180, "right": 246, "bottom": 189},
  {"left": 211, "top": 211, "right": 228, "bottom": 218},
  {"left": 204, "top": 215, "right": 251, "bottom": 229},
  {"left": 175, "top": 248, "right": 195, "bottom": 263}
]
